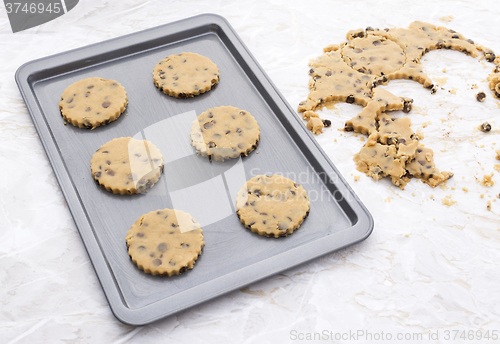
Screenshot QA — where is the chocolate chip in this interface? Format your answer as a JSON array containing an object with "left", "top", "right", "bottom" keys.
[
  {"left": 208, "top": 113, "right": 213, "bottom": 118},
  {"left": 179, "top": 93, "right": 187, "bottom": 98},
  {"left": 236, "top": 128, "right": 242, "bottom": 134},
  {"left": 106, "top": 170, "right": 115, "bottom": 176},
  {"left": 418, "top": 160, "right": 426, "bottom": 166},
  {"left": 157, "top": 243, "right": 168, "bottom": 252},
  {"left": 253, "top": 189, "right": 261, "bottom": 197},
  {"left": 94, "top": 172, "right": 101, "bottom": 178},
  {"left": 346, "top": 95, "right": 355, "bottom": 104},
  {"left": 237, "top": 143, "right": 245, "bottom": 150},
  {"left": 203, "top": 122, "right": 213, "bottom": 129},
  {"left": 66, "top": 97, "right": 73, "bottom": 104},
  {"left": 325, "top": 71, "right": 332, "bottom": 76},
  {"left": 398, "top": 138, "right": 406, "bottom": 144},
  {"left": 372, "top": 40, "right": 381, "bottom": 46},
  {"left": 322, "top": 119, "right": 331, "bottom": 127},
  {"left": 168, "top": 65, "right": 173, "bottom": 69},
  {"left": 403, "top": 101, "right": 412, "bottom": 113},
  {"left": 208, "top": 141, "right": 216, "bottom": 148},
  {"left": 136, "top": 232, "right": 144, "bottom": 238},
  {"left": 106, "top": 160, "right": 111, "bottom": 165},
  {"left": 87, "top": 85, "right": 94, "bottom": 89},
  {"left": 181, "top": 243, "right": 190, "bottom": 248},
  {"left": 225, "top": 130, "right": 231, "bottom": 134},
  {"left": 485, "top": 52, "right": 496, "bottom": 62},
  {"left": 480, "top": 122, "right": 491, "bottom": 132},
  {"left": 138, "top": 245, "right": 146, "bottom": 251},
  {"left": 476, "top": 92, "right": 486, "bottom": 102},
  {"left": 169, "top": 260, "right": 176, "bottom": 266},
  {"left": 85, "top": 107, "right": 91, "bottom": 112},
  {"left": 152, "top": 259, "right": 162, "bottom": 266},
  {"left": 344, "top": 124, "right": 354, "bottom": 132},
  {"left": 171, "top": 223, "right": 178, "bottom": 228}
]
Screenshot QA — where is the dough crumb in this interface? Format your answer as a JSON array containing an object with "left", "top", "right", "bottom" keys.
[
  {"left": 439, "top": 15, "right": 454, "bottom": 23},
  {"left": 442, "top": 195, "right": 457, "bottom": 207},
  {"left": 306, "top": 117, "right": 324, "bottom": 134},
  {"left": 462, "top": 187, "right": 468, "bottom": 192},
  {"left": 487, "top": 200, "right": 492, "bottom": 211},
  {"left": 480, "top": 173, "right": 495, "bottom": 187},
  {"left": 385, "top": 197, "right": 392, "bottom": 202},
  {"left": 494, "top": 164, "right": 500, "bottom": 172},
  {"left": 496, "top": 150, "right": 500, "bottom": 160},
  {"left": 354, "top": 175, "right": 360, "bottom": 181}
]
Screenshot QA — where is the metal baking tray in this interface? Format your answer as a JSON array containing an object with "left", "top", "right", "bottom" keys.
[{"left": 16, "top": 13, "right": 373, "bottom": 325}]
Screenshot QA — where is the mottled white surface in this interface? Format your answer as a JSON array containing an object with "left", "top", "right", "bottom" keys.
[{"left": 1, "top": 0, "right": 500, "bottom": 343}]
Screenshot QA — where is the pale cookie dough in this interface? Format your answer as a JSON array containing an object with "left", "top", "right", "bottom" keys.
[
  {"left": 190, "top": 106, "right": 260, "bottom": 161},
  {"left": 235, "top": 174, "right": 310, "bottom": 238},
  {"left": 405, "top": 146, "right": 453, "bottom": 187},
  {"left": 488, "top": 73, "right": 500, "bottom": 99},
  {"left": 354, "top": 143, "right": 410, "bottom": 188},
  {"left": 59, "top": 77, "right": 127, "bottom": 129},
  {"left": 126, "top": 209, "right": 204, "bottom": 276},
  {"left": 153, "top": 52, "right": 219, "bottom": 98},
  {"left": 91, "top": 137, "right": 164, "bottom": 195},
  {"left": 298, "top": 21, "right": 495, "bottom": 189}
]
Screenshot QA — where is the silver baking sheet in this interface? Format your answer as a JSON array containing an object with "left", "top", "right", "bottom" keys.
[{"left": 15, "top": 13, "right": 373, "bottom": 325}]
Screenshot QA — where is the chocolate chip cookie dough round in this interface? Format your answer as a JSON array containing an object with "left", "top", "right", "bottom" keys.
[
  {"left": 153, "top": 52, "right": 219, "bottom": 98},
  {"left": 90, "top": 137, "right": 164, "bottom": 195},
  {"left": 126, "top": 209, "right": 204, "bottom": 276},
  {"left": 190, "top": 106, "right": 260, "bottom": 161},
  {"left": 59, "top": 77, "right": 128, "bottom": 129},
  {"left": 235, "top": 175, "right": 310, "bottom": 238}
]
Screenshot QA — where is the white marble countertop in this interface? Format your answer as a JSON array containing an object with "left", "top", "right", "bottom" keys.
[{"left": 1, "top": 0, "right": 500, "bottom": 342}]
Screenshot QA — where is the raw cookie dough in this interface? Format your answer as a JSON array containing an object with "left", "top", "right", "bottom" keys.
[
  {"left": 91, "top": 137, "right": 164, "bottom": 195},
  {"left": 153, "top": 52, "right": 219, "bottom": 98},
  {"left": 59, "top": 77, "right": 127, "bottom": 129},
  {"left": 298, "top": 21, "right": 495, "bottom": 189},
  {"left": 190, "top": 106, "right": 260, "bottom": 161},
  {"left": 235, "top": 174, "right": 310, "bottom": 238},
  {"left": 405, "top": 146, "right": 454, "bottom": 187},
  {"left": 126, "top": 209, "right": 204, "bottom": 276}
]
